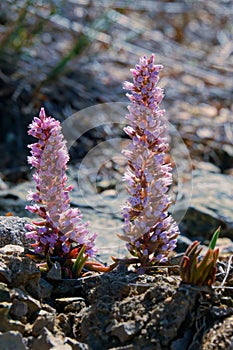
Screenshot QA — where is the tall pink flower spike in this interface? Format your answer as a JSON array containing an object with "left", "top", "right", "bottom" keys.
[{"left": 119, "top": 54, "right": 180, "bottom": 268}]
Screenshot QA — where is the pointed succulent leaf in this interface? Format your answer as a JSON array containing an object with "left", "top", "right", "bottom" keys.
[
  {"left": 72, "top": 244, "right": 88, "bottom": 277},
  {"left": 193, "top": 251, "right": 213, "bottom": 285},
  {"left": 209, "top": 227, "right": 220, "bottom": 250},
  {"left": 180, "top": 232, "right": 219, "bottom": 286},
  {"left": 197, "top": 259, "right": 215, "bottom": 286},
  {"left": 180, "top": 256, "right": 191, "bottom": 282},
  {"left": 185, "top": 241, "right": 200, "bottom": 260},
  {"left": 213, "top": 248, "right": 219, "bottom": 263}
]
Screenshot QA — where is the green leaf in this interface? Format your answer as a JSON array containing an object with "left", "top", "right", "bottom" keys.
[
  {"left": 209, "top": 227, "right": 221, "bottom": 250},
  {"left": 72, "top": 245, "right": 88, "bottom": 278}
]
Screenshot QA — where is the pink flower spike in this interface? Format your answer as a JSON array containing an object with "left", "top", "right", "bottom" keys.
[
  {"left": 120, "top": 55, "right": 180, "bottom": 268},
  {"left": 26, "top": 108, "right": 97, "bottom": 258}
]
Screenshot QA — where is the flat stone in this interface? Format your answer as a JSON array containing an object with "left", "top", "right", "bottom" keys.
[
  {"left": 0, "top": 331, "right": 26, "bottom": 350},
  {"left": 55, "top": 296, "right": 85, "bottom": 304},
  {"left": 56, "top": 296, "right": 85, "bottom": 308},
  {"left": 0, "top": 181, "right": 33, "bottom": 217},
  {"left": 174, "top": 172, "right": 233, "bottom": 240},
  {"left": 0, "top": 245, "right": 24, "bottom": 255}
]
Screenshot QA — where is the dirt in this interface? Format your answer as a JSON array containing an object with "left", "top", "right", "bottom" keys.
[
  {"left": 71, "top": 265, "right": 233, "bottom": 350},
  {"left": 0, "top": 244, "right": 232, "bottom": 350}
]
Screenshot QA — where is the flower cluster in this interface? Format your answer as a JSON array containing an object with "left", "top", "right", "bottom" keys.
[
  {"left": 119, "top": 54, "right": 179, "bottom": 268},
  {"left": 26, "top": 108, "right": 96, "bottom": 259}
]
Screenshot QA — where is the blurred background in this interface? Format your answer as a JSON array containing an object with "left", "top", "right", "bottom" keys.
[{"left": 0, "top": 0, "right": 232, "bottom": 180}]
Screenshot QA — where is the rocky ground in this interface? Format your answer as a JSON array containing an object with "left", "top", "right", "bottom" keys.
[
  {"left": 0, "top": 237, "right": 232, "bottom": 350},
  {"left": 0, "top": 209, "right": 232, "bottom": 350}
]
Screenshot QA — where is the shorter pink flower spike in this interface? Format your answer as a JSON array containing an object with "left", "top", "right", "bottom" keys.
[{"left": 26, "top": 108, "right": 97, "bottom": 257}]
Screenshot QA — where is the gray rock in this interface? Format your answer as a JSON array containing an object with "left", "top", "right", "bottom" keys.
[
  {"left": 10, "top": 287, "right": 41, "bottom": 318},
  {"left": 0, "top": 216, "right": 32, "bottom": 248},
  {"left": 32, "top": 327, "right": 72, "bottom": 350},
  {"left": 174, "top": 172, "right": 233, "bottom": 239},
  {"left": 192, "top": 161, "right": 221, "bottom": 174},
  {"left": 0, "top": 331, "right": 26, "bottom": 350},
  {"left": 110, "top": 321, "right": 138, "bottom": 343},
  {"left": 0, "top": 244, "right": 24, "bottom": 255},
  {"left": 65, "top": 337, "right": 90, "bottom": 350},
  {"left": 32, "top": 310, "right": 56, "bottom": 337},
  {"left": 64, "top": 301, "right": 86, "bottom": 313},
  {"left": 0, "top": 176, "right": 8, "bottom": 191},
  {"left": 51, "top": 274, "right": 101, "bottom": 297},
  {"left": 0, "top": 302, "right": 25, "bottom": 333},
  {"left": 216, "top": 237, "right": 233, "bottom": 254},
  {"left": 176, "top": 235, "right": 193, "bottom": 253},
  {"left": 39, "top": 278, "right": 53, "bottom": 299},
  {"left": 10, "top": 256, "right": 40, "bottom": 291},
  {"left": 57, "top": 313, "right": 72, "bottom": 336},
  {"left": 9, "top": 300, "right": 28, "bottom": 319},
  {"left": 0, "top": 251, "right": 41, "bottom": 298},
  {"left": 56, "top": 297, "right": 86, "bottom": 313},
  {"left": 46, "top": 261, "right": 62, "bottom": 281},
  {"left": 170, "top": 329, "right": 193, "bottom": 350},
  {"left": 201, "top": 315, "right": 233, "bottom": 349},
  {"left": 0, "top": 260, "right": 12, "bottom": 284},
  {"left": 0, "top": 282, "right": 10, "bottom": 302},
  {"left": 0, "top": 182, "right": 31, "bottom": 217}
]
